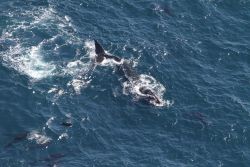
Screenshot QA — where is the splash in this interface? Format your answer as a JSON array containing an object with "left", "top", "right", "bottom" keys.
[
  {"left": 2, "top": 44, "right": 56, "bottom": 80},
  {"left": 67, "top": 78, "right": 92, "bottom": 94},
  {"left": 0, "top": 6, "right": 81, "bottom": 81},
  {"left": 84, "top": 40, "right": 96, "bottom": 60},
  {"left": 58, "top": 133, "right": 69, "bottom": 140},
  {"left": 46, "top": 117, "right": 56, "bottom": 129},
  {"left": 0, "top": 5, "right": 96, "bottom": 99},
  {"left": 122, "top": 74, "right": 171, "bottom": 107},
  {"left": 27, "top": 131, "right": 52, "bottom": 145}
]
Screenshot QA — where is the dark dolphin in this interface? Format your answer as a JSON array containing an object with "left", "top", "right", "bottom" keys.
[
  {"left": 44, "top": 153, "right": 65, "bottom": 167},
  {"left": 160, "top": 5, "right": 174, "bottom": 16},
  {"left": 184, "top": 112, "right": 209, "bottom": 128},
  {"left": 94, "top": 40, "right": 161, "bottom": 105},
  {"left": 4, "top": 131, "right": 29, "bottom": 148},
  {"left": 30, "top": 153, "right": 65, "bottom": 167}
]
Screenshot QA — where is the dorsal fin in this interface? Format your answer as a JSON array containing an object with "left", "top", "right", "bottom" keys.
[{"left": 94, "top": 40, "right": 105, "bottom": 54}]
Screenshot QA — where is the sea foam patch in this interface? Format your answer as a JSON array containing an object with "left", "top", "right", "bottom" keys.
[
  {"left": 0, "top": 5, "right": 95, "bottom": 97},
  {"left": 27, "top": 131, "right": 52, "bottom": 145},
  {"left": 122, "top": 74, "right": 171, "bottom": 107},
  {"left": 0, "top": 6, "right": 82, "bottom": 80}
]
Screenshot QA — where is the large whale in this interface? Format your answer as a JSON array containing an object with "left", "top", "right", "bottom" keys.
[{"left": 94, "top": 40, "right": 161, "bottom": 105}]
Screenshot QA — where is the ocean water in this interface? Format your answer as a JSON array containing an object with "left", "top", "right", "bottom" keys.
[{"left": 0, "top": 0, "right": 250, "bottom": 166}]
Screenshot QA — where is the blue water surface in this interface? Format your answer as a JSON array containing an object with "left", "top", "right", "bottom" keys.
[{"left": 0, "top": 0, "right": 250, "bottom": 166}]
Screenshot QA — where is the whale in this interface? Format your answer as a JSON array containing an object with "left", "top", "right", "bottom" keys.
[
  {"left": 4, "top": 132, "right": 29, "bottom": 148},
  {"left": 94, "top": 40, "right": 161, "bottom": 105}
]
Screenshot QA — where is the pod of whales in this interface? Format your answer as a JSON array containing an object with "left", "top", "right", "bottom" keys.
[{"left": 94, "top": 40, "right": 162, "bottom": 105}]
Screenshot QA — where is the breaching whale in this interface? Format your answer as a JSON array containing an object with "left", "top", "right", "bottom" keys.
[{"left": 94, "top": 40, "right": 161, "bottom": 105}]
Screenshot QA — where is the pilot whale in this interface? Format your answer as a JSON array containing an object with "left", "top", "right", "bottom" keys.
[{"left": 94, "top": 40, "right": 161, "bottom": 105}]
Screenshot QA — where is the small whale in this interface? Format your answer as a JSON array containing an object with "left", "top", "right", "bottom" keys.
[
  {"left": 30, "top": 153, "right": 65, "bottom": 167},
  {"left": 4, "top": 131, "right": 53, "bottom": 150},
  {"left": 94, "top": 40, "right": 162, "bottom": 105},
  {"left": 162, "top": 6, "right": 173, "bottom": 16},
  {"left": 4, "top": 131, "right": 29, "bottom": 148},
  {"left": 184, "top": 112, "right": 209, "bottom": 128},
  {"left": 44, "top": 153, "right": 65, "bottom": 167}
]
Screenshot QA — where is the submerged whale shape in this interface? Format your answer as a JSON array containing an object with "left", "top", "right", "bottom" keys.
[
  {"left": 94, "top": 40, "right": 161, "bottom": 105},
  {"left": 4, "top": 132, "right": 29, "bottom": 148}
]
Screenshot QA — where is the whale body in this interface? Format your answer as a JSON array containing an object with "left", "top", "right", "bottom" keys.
[{"left": 94, "top": 40, "right": 161, "bottom": 105}]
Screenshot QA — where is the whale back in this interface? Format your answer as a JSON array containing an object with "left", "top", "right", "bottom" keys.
[{"left": 121, "top": 60, "right": 139, "bottom": 81}]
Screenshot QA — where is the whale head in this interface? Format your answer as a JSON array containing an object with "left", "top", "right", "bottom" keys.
[{"left": 139, "top": 87, "right": 161, "bottom": 104}]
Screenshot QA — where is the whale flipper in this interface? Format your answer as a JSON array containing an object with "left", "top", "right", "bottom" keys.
[
  {"left": 94, "top": 40, "right": 122, "bottom": 63},
  {"left": 94, "top": 40, "right": 105, "bottom": 55},
  {"left": 94, "top": 40, "right": 106, "bottom": 63}
]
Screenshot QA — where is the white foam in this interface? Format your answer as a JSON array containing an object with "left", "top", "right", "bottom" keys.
[
  {"left": 0, "top": 7, "right": 68, "bottom": 80},
  {"left": 99, "top": 57, "right": 124, "bottom": 66},
  {"left": 57, "top": 89, "right": 64, "bottom": 96},
  {"left": 84, "top": 40, "right": 96, "bottom": 59},
  {"left": 27, "top": 131, "right": 52, "bottom": 145},
  {"left": 122, "top": 74, "right": 170, "bottom": 107},
  {"left": 67, "top": 78, "right": 92, "bottom": 94},
  {"left": 0, "top": 5, "right": 94, "bottom": 97},
  {"left": 24, "top": 45, "right": 56, "bottom": 79},
  {"left": 63, "top": 58, "right": 94, "bottom": 94},
  {"left": 48, "top": 87, "right": 66, "bottom": 103},
  {"left": 2, "top": 44, "right": 56, "bottom": 80},
  {"left": 64, "top": 15, "right": 71, "bottom": 22},
  {"left": 46, "top": 117, "right": 55, "bottom": 128},
  {"left": 153, "top": 4, "right": 164, "bottom": 12},
  {"left": 64, "top": 60, "right": 91, "bottom": 76},
  {"left": 58, "top": 133, "right": 69, "bottom": 140},
  {"left": 48, "top": 88, "right": 58, "bottom": 93}
]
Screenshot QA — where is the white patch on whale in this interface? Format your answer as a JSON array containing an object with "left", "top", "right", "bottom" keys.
[{"left": 122, "top": 74, "right": 170, "bottom": 107}]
